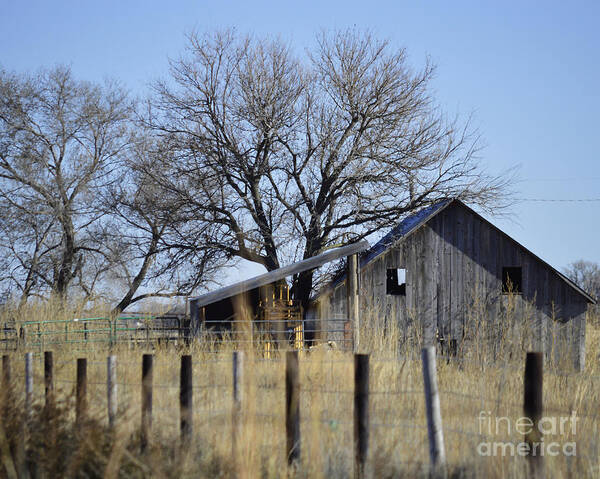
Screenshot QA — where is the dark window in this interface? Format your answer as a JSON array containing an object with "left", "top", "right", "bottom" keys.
[
  {"left": 387, "top": 268, "right": 406, "bottom": 295},
  {"left": 502, "top": 267, "right": 522, "bottom": 293}
]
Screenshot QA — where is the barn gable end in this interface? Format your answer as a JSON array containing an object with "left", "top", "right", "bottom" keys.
[{"left": 313, "top": 199, "right": 594, "bottom": 369}]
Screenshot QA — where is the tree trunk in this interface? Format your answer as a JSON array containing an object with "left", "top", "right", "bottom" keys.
[
  {"left": 55, "top": 216, "right": 76, "bottom": 298},
  {"left": 112, "top": 235, "right": 159, "bottom": 315}
]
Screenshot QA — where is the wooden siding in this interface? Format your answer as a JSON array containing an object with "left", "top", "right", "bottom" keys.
[{"left": 315, "top": 202, "right": 588, "bottom": 369}]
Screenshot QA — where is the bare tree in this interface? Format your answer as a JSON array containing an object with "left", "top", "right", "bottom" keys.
[
  {"left": 0, "top": 66, "right": 133, "bottom": 300},
  {"left": 147, "top": 29, "right": 513, "bottom": 313},
  {"left": 564, "top": 260, "right": 600, "bottom": 302},
  {"left": 0, "top": 194, "right": 58, "bottom": 305},
  {"left": 0, "top": 66, "right": 225, "bottom": 308},
  {"left": 100, "top": 130, "right": 226, "bottom": 314}
]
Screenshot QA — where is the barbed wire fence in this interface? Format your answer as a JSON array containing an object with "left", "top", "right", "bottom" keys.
[{"left": 1, "top": 345, "right": 594, "bottom": 477}]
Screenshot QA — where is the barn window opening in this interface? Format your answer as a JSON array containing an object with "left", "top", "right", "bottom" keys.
[
  {"left": 502, "top": 267, "right": 522, "bottom": 294},
  {"left": 387, "top": 268, "right": 406, "bottom": 295}
]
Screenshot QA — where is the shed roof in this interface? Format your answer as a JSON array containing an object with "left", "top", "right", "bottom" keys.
[
  {"left": 317, "top": 199, "right": 597, "bottom": 304},
  {"left": 189, "top": 240, "right": 369, "bottom": 309}
]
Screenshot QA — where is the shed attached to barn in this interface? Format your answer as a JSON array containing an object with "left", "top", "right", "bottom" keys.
[
  {"left": 312, "top": 199, "right": 596, "bottom": 369},
  {"left": 188, "top": 241, "right": 368, "bottom": 347}
]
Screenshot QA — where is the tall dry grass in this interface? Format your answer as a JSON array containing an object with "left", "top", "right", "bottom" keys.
[{"left": 0, "top": 298, "right": 598, "bottom": 478}]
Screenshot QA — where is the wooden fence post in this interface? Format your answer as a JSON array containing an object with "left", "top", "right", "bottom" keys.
[
  {"left": 76, "top": 358, "right": 87, "bottom": 427},
  {"left": 2, "top": 355, "right": 10, "bottom": 387},
  {"left": 22, "top": 352, "right": 33, "bottom": 479},
  {"left": 286, "top": 350, "right": 300, "bottom": 465},
  {"left": 141, "top": 354, "right": 153, "bottom": 452},
  {"left": 180, "top": 355, "right": 193, "bottom": 443},
  {"left": 84, "top": 322, "right": 88, "bottom": 343},
  {"left": 25, "top": 352, "right": 33, "bottom": 420},
  {"left": 2, "top": 355, "right": 11, "bottom": 416},
  {"left": 354, "top": 354, "right": 369, "bottom": 479},
  {"left": 232, "top": 351, "right": 244, "bottom": 464},
  {"left": 524, "top": 352, "right": 544, "bottom": 478},
  {"left": 107, "top": 355, "right": 117, "bottom": 430},
  {"left": 0, "top": 356, "right": 17, "bottom": 478},
  {"left": 108, "top": 319, "right": 113, "bottom": 350},
  {"left": 44, "top": 351, "right": 53, "bottom": 408},
  {"left": 346, "top": 253, "right": 360, "bottom": 352},
  {"left": 422, "top": 346, "right": 446, "bottom": 474}
]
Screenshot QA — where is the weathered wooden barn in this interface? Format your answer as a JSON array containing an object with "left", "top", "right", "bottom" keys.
[{"left": 311, "top": 199, "right": 596, "bottom": 369}]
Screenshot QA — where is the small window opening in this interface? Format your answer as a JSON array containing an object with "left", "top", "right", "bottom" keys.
[
  {"left": 387, "top": 268, "right": 406, "bottom": 295},
  {"left": 502, "top": 267, "right": 522, "bottom": 294}
]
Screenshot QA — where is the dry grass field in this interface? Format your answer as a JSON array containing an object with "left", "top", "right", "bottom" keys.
[{"left": 0, "top": 300, "right": 599, "bottom": 478}]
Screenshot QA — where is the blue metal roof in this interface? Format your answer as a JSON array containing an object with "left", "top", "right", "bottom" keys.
[{"left": 359, "top": 200, "right": 452, "bottom": 267}]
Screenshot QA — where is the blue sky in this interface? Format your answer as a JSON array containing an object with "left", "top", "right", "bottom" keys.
[{"left": 1, "top": 0, "right": 599, "bottom": 281}]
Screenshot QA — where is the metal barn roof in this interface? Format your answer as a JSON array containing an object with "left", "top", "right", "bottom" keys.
[
  {"left": 189, "top": 240, "right": 369, "bottom": 309},
  {"left": 359, "top": 200, "right": 452, "bottom": 267}
]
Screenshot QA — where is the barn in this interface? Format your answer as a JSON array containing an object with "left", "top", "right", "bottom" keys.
[
  {"left": 189, "top": 198, "right": 595, "bottom": 368},
  {"left": 311, "top": 199, "right": 596, "bottom": 370}
]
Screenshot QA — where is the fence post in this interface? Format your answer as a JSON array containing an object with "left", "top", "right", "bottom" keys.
[
  {"left": 107, "top": 355, "right": 117, "bottom": 430},
  {"left": 44, "top": 351, "right": 53, "bottom": 409},
  {"left": 421, "top": 346, "right": 446, "bottom": 474},
  {"left": 141, "top": 354, "right": 153, "bottom": 452},
  {"left": 22, "top": 352, "right": 33, "bottom": 478},
  {"left": 232, "top": 351, "right": 244, "bottom": 464},
  {"left": 346, "top": 253, "right": 360, "bottom": 351},
  {"left": 354, "top": 354, "right": 369, "bottom": 479},
  {"left": 107, "top": 319, "right": 113, "bottom": 350},
  {"left": 180, "top": 355, "right": 193, "bottom": 444},
  {"left": 76, "top": 358, "right": 87, "bottom": 427},
  {"left": 25, "top": 352, "right": 33, "bottom": 420},
  {"left": 2, "top": 355, "right": 11, "bottom": 415},
  {"left": 2, "top": 355, "right": 10, "bottom": 387},
  {"left": 524, "top": 352, "right": 544, "bottom": 478},
  {"left": 84, "top": 322, "right": 88, "bottom": 343},
  {"left": 286, "top": 350, "right": 300, "bottom": 465}
]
